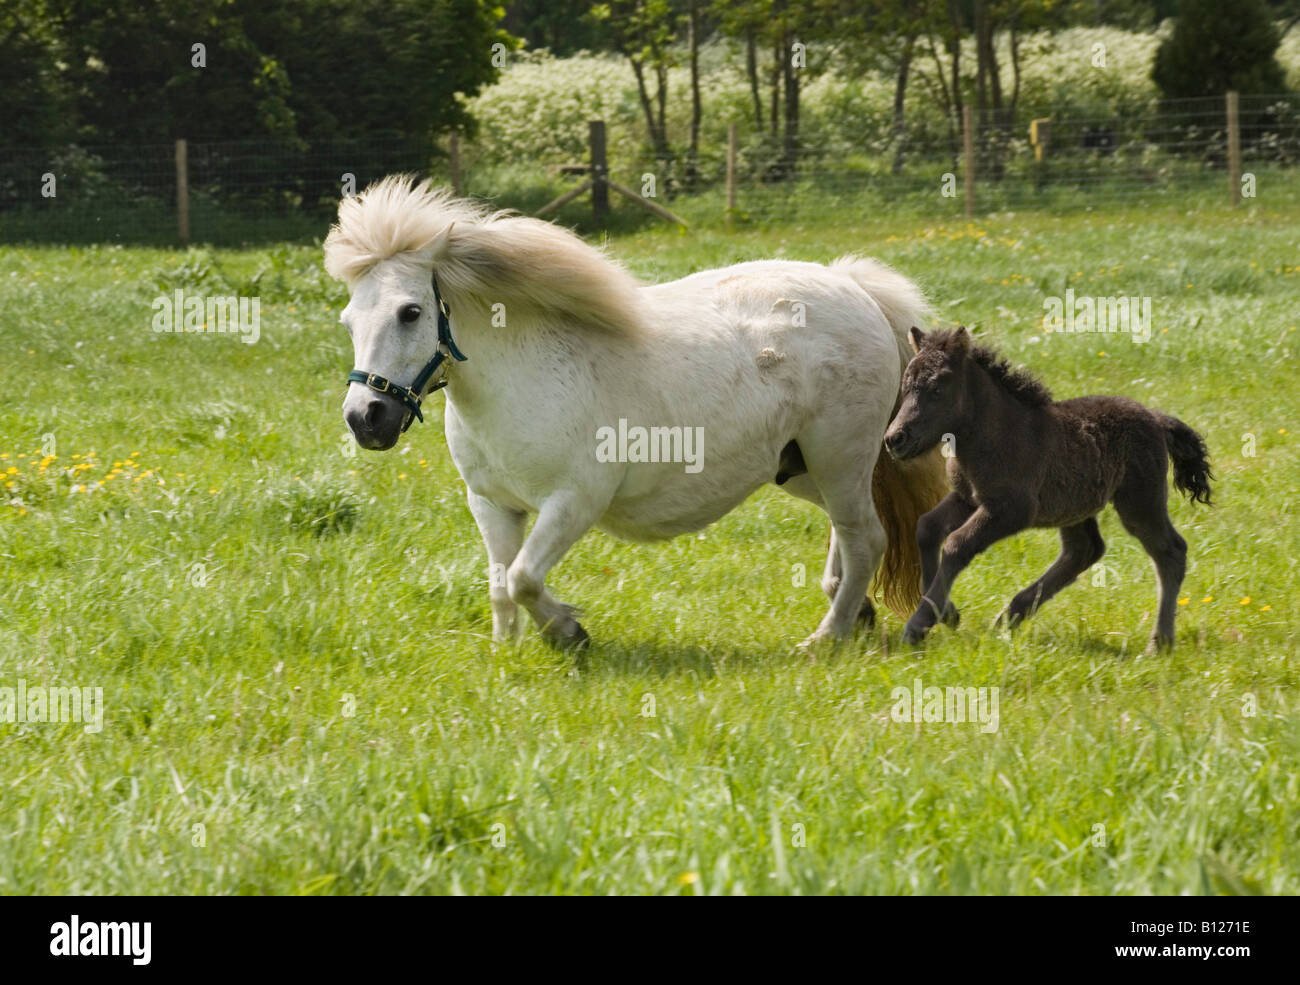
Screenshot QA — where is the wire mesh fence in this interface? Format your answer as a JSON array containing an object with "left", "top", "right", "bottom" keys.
[{"left": 2, "top": 94, "right": 1296, "bottom": 246}]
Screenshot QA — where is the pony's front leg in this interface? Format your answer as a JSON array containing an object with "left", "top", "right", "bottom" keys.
[
  {"left": 903, "top": 505, "right": 1026, "bottom": 644},
  {"left": 507, "top": 490, "right": 601, "bottom": 649},
  {"left": 466, "top": 491, "right": 526, "bottom": 642}
]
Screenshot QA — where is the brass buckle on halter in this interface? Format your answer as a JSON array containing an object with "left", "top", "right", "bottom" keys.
[{"left": 366, "top": 374, "right": 390, "bottom": 393}]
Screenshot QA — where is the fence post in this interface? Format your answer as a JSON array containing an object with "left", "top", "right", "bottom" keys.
[
  {"left": 962, "top": 106, "right": 975, "bottom": 218},
  {"left": 1226, "top": 91, "right": 1241, "bottom": 207},
  {"left": 726, "top": 123, "right": 737, "bottom": 231},
  {"left": 175, "top": 138, "right": 190, "bottom": 246},
  {"left": 589, "top": 120, "right": 609, "bottom": 222},
  {"left": 448, "top": 132, "right": 462, "bottom": 197}
]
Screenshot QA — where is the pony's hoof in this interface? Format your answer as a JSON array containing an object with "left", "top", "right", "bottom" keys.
[
  {"left": 543, "top": 622, "right": 590, "bottom": 650},
  {"left": 941, "top": 602, "right": 960, "bottom": 628},
  {"left": 856, "top": 598, "right": 877, "bottom": 628},
  {"left": 796, "top": 631, "right": 846, "bottom": 652}
]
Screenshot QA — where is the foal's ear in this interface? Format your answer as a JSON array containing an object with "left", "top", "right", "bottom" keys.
[
  {"left": 952, "top": 325, "right": 971, "bottom": 352},
  {"left": 907, "top": 326, "right": 926, "bottom": 354}
]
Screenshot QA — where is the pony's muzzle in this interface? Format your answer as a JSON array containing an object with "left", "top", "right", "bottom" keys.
[{"left": 344, "top": 390, "right": 406, "bottom": 450}]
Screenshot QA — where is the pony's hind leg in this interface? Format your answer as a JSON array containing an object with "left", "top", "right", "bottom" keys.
[
  {"left": 803, "top": 475, "right": 885, "bottom": 646},
  {"left": 1113, "top": 480, "right": 1187, "bottom": 652},
  {"left": 781, "top": 471, "right": 881, "bottom": 637},
  {"left": 820, "top": 528, "right": 875, "bottom": 627},
  {"left": 1001, "top": 517, "right": 1105, "bottom": 628}
]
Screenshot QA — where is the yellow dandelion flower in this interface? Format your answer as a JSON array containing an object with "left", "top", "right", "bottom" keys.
[
  {"left": 678, "top": 872, "right": 699, "bottom": 885},
  {"left": 1260, "top": 605, "right": 1271, "bottom": 612},
  {"left": 1240, "top": 597, "right": 1251, "bottom": 605},
  {"left": 1202, "top": 595, "right": 1213, "bottom": 603},
  {"left": 1178, "top": 598, "right": 1189, "bottom": 606}
]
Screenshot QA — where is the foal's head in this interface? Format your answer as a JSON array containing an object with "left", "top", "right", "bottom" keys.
[{"left": 884, "top": 326, "right": 973, "bottom": 461}]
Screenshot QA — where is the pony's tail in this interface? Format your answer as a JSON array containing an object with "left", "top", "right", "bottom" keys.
[
  {"left": 1163, "top": 415, "right": 1213, "bottom": 506},
  {"left": 871, "top": 444, "right": 949, "bottom": 616}
]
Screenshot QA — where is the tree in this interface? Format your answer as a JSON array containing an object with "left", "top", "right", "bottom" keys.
[
  {"left": 1152, "top": 0, "right": 1289, "bottom": 100},
  {"left": 589, "top": 1, "right": 679, "bottom": 167}
]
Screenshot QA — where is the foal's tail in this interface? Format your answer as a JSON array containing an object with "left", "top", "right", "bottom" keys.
[
  {"left": 872, "top": 445, "right": 949, "bottom": 616},
  {"left": 830, "top": 255, "right": 946, "bottom": 616},
  {"left": 1163, "top": 415, "right": 1214, "bottom": 506}
]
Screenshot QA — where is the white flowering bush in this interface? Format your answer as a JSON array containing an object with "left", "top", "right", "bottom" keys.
[{"left": 464, "top": 24, "right": 1298, "bottom": 178}]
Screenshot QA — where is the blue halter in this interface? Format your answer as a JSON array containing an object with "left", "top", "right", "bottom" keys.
[{"left": 346, "top": 270, "right": 467, "bottom": 432}]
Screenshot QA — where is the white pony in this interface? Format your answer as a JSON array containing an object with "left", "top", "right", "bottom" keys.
[{"left": 324, "top": 176, "right": 947, "bottom": 648}]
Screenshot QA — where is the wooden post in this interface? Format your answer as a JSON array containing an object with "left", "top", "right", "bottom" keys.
[
  {"left": 1226, "top": 91, "right": 1241, "bottom": 207},
  {"left": 448, "top": 132, "right": 462, "bottom": 197},
  {"left": 606, "top": 179, "right": 688, "bottom": 227},
  {"left": 589, "top": 120, "right": 609, "bottom": 222},
  {"left": 1030, "top": 118, "right": 1051, "bottom": 192},
  {"left": 175, "top": 138, "right": 190, "bottom": 246},
  {"left": 535, "top": 179, "right": 594, "bottom": 218},
  {"left": 962, "top": 106, "right": 975, "bottom": 218},
  {"left": 726, "top": 123, "right": 738, "bottom": 231}
]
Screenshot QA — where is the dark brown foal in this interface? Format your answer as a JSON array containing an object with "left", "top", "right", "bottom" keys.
[{"left": 884, "top": 327, "right": 1212, "bottom": 653}]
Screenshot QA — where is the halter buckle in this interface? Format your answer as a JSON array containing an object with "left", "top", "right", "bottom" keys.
[{"left": 366, "top": 374, "right": 390, "bottom": 393}]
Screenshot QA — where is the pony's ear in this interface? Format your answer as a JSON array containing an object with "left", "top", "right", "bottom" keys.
[
  {"left": 952, "top": 326, "right": 971, "bottom": 352},
  {"left": 425, "top": 221, "right": 456, "bottom": 261},
  {"left": 907, "top": 326, "right": 926, "bottom": 353}
]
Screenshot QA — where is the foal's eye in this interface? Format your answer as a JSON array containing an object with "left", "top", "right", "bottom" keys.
[{"left": 398, "top": 304, "right": 422, "bottom": 324}]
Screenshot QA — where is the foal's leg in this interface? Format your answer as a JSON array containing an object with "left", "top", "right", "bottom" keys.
[
  {"left": 466, "top": 491, "right": 526, "bottom": 642},
  {"left": 903, "top": 504, "right": 1029, "bottom": 644},
  {"left": 506, "top": 490, "right": 602, "bottom": 648},
  {"left": 916, "top": 493, "right": 976, "bottom": 629},
  {"left": 1001, "top": 517, "right": 1105, "bottom": 628},
  {"left": 1113, "top": 480, "right": 1187, "bottom": 652}
]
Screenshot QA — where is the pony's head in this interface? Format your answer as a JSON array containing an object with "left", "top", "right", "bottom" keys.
[
  {"left": 324, "top": 174, "right": 644, "bottom": 450},
  {"left": 325, "top": 177, "right": 484, "bottom": 449},
  {"left": 885, "top": 326, "right": 972, "bottom": 461}
]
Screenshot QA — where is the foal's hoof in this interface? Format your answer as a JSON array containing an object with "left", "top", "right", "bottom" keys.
[
  {"left": 1144, "top": 633, "right": 1174, "bottom": 655},
  {"left": 901, "top": 622, "right": 929, "bottom": 645},
  {"left": 940, "top": 602, "right": 960, "bottom": 629},
  {"left": 994, "top": 606, "right": 1026, "bottom": 631}
]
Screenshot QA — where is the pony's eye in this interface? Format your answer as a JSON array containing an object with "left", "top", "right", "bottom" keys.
[{"left": 398, "top": 304, "right": 422, "bottom": 324}]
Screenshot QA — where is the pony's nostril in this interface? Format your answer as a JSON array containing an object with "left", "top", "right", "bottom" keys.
[{"left": 363, "top": 401, "right": 382, "bottom": 429}]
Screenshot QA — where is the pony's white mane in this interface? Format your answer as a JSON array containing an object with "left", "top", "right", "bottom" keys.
[{"left": 324, "top": 175, "right": 644, "bottom": 334}]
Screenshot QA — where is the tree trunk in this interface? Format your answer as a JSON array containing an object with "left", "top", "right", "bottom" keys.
[
  {"left": 891, "top": 34, "right": 916, "bottom": 175},
  {"left": 946, "top": 0, "right": 964, "bottom": 173},
  {"left": 687, "top": 0, "right": 701, "bottom": 189},
  {"left": 770, "top": 34, "right": 781, "bottom": 137},
  {"left": 629, "top": 57, "right": 669, "bottom": 162},
  {"left": 746, "top": 26, "right": 763, "bottom": 132},
  {"left": 781, "top": 23, "right": 799, "bottom": 178}
]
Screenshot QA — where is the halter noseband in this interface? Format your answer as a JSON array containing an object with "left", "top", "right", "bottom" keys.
[{"left": 346, "top": 270, "right": 468, "bottom": 432}]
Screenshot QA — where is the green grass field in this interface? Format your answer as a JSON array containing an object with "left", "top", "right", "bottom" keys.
[{"left": 1, "top": 198, "right": 1297, "bottom": 895}]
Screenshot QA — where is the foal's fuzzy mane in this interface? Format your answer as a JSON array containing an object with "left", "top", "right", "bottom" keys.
[
  {"left": 323, "top": 174, "right": 643, "bottom": 333},
  {"left": 928, "top": 330, "right": 1053, "bottom": 407}
]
